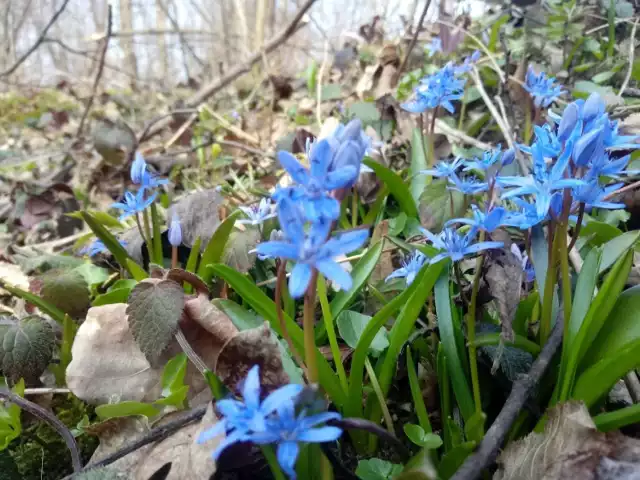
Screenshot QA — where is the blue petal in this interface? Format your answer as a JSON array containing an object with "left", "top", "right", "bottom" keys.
[
  {"left": 260, "top": 384, "right": 303, "bottom": 416},
  {"left": 309, "top": 139, "right": 332, "bottom": 179},
  {"left": 463, "top": 241, "right": 504, "bottom": 255},
  {"left": 278, "top": 151, "right": 310, "bottom": 185},
  {"left": 276, "top": 197, "right": 305, "bottom": 244},
  {"left": 197, "top": 421, "right": 227, "bottom": 444},
  {"left": 289, "top": 263, "right": 312, "bottom": 298},
  {"left": 385, "top": 267, "right": 408, "bottom": 282},
  {"left": 241, "top": 365, "right": 261, "bottom": 409},
  {"left": 296, "top": 426, "right": 343, "bottom": 443},
  {"left": 298, "top": 411, "right": 342, "bottom": 429},
  {"left": 255, "top": 241, "right": 299, "bottom": 261},
  {"left": 320, "top": 229, "right": 369, "bottom": 257},
  {"left": 314, "top": 259, "right": 352, "bottom": 292},
  {"left": 277, "top": 441, "right": 300, "bottom": 479},
  {"left": 429, "top": 252, "right": 449, "bottom": 264},
  {"left": 325, "top": 166, "right": 358, "bottom": 190}
]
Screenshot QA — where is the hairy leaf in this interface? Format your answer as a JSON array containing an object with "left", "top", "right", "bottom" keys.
[
  {"left": 222, "top": 227, "right": 260, "bottom": 273},
  {"left": 356, "top": 458, "right": 403, "bottom": 480},
  {"left": 485, "top": 250, "right": 523, "bottom": 342},
  {"left": 0, "top": 316, "right": 54, "bottom": 384},
  {"left": 40, "top": 268, "right": 90, "bottom": 318},
  {"left": 336, "top": 310, "right": 389, "bottom": 356},
  {"left": 126, "top": 280, "right": 185, "bottom": 365},
  {"left": 418, "top": 179, "right": 465, "bottom": 233}
]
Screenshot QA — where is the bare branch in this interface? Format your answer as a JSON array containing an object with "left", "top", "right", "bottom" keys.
[
  {"left": 396, "top": 0, "right": 433, "bottom": 83},
  {"left": 0, "top": 0, "right": 71, "bottom": 77}
]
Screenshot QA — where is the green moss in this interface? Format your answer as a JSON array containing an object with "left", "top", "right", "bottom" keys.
[
  {"left": 7, "top": 395, "right": 98, "bottom": 480},
  {"left": 0, "top": 91, "right": 78, "bottom": 126}
]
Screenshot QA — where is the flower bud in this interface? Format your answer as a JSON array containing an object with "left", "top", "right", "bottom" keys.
[
  {"left": 130, "top": 151, "right": 147, "bottom": 184},
  {"left": 557, "top": 102, "right": 579, "bottom": 142},
  {"left": 169, "top": 215, "right": 182, "bottom": 247},
  {"left": 573, "top": 126, "right": 604, "bottom": 167}
]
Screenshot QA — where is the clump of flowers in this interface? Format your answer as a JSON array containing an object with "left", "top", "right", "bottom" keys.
[
  {"left": 198, "top": 365, "right": 341, "bottom": 479},
  {"left": 523, "top": 66, "right": 565, "bottom": 108}
]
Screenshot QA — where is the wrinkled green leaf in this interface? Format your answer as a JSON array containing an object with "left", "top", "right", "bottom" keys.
[
  {"left": 0, "top": 379, "right": 24, "bottom": 450},
  {"left": 418, "top": 180, "right": 465, "bottom": 233},
  {"left": 126, "top": 280, "right": 185, "bottom": 365},
  {"left": 356, "top": 458, "right": 403, "bottom": 480},
  {"left": 0, "top": 316, "right": 54, "bottom": 384},
  {"left": 40, "top": 268, "right": 90, "bottom": 318}
]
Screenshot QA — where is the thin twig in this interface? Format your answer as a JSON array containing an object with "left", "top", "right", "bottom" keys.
[
  {"left": 316, "top": 41, "right": 330, "bottom": 127},
  {"left": 65, "top": 405, "right": 208, "bottom": 479},
  {"left": 76, "top": 5, "right": 112, "bottom": 138},
  {"left": 396, "top": 0, "right": 433, "bottom": 82},
  {"left": 24, "top": 388, "right": 71, "bottom": 396},
  {"left": 143, "top": 0, "right": 317, "bottom": 140},
  {"left": 619, "top": 18, "right": 640, "bottom": 98},
  {"left": 163, "top": 113, "right": 199, "bottom": 150},
  {"left": 137, "top": 109, "right": 199, "bottom": 144},
  {"left": 434, "top": 119, "right": 493, "bottom": 151},
  {"left": 1, "top": 388, "right": 82, "bottom": 472},
  {"left": 450, "top": 313, "right": 564, "bottom": 480},
  {"left": 0, "top": 0, "right": 71, "bottom": 77}
]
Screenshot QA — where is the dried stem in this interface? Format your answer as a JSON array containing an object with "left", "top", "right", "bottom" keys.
[{"left": 396, "top": 0, "right": 433, "bottom": 82}]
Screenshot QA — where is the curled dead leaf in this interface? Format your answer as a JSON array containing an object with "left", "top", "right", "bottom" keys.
[{"left": 494, "top": 402, "right": 640, "bottom": 480}]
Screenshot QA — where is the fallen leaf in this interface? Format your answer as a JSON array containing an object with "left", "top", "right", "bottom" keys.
[
  {"left": 168, "top": 190, "right": 223, "bottom": 249},
  {"left": 494, "top": 401, "right": 640, "bottom": 480},
  {"left": 92, "top": 118, "right": 137, "bottom": 166},
  {"left": 40, "top": 268, "right": 90, "bottom": 318},
  {"left": 222, "top": 228, "right": 260, "bottom": 273},
  {"left": 0, "top": 315, "right": 54, "bottom": 384},
  {"left": 485, "top": 249, "right": 523, "bottom": 342},
  {"left": 66, "top": 304, "right": 163, "bottom": 404},
  {"left": 127, "top": 279, "right": 185, "bottom": 366},
  {"left": 215, "top": 323, "right": 290, "bottom": 395},
  {"left": 0, "top": 261, "right": 29, "bottom": 295}
]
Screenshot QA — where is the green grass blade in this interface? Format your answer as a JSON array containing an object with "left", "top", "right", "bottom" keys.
[
  {"left": 0, "top": 282, "right": 66, "bottom": 324},
  {"left": 434, "top": 269, "right": 474, "bottom": 423},
  {"left": 410, "top": 128, "right": 428, "bottom": 202},
  {"left": 198, "top": 210, "right": 242, "bottom": 284},
  {"left": 598, "top": 231, "right": 640, "bottom": 274},
  {"left": 593, "top": 403, "right": 640, "bottom": 432},
  {"left": 81, "top": 211, "right": 139, "bottom": 276},
  {"left": 363, "top": 159, "right": 419, "bottom": 218},
  {"left": 407, "top": 346, "right": 432, "bottom": 433},
  {"left": 184, "top": 237, "right": 201, "bottom": 294},
  {"left": 210, "top": 264, "right": 345, "bottom": 407},
  {"left": 150, "top": 203, "right": 163, "bottom": 265},
  {"left": 470, "top": 333, "right": 541, "bottom": 356}
]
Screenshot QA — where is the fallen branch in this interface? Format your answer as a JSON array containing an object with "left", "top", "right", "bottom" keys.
[
  {"left": 0, "top": 0, "right": 71, "bottom": 77},
  {"left": 1, "top": 388, "right": 82, "bottom": 472},
  {"left": 450, "top": 313, "right": 564, "bottom": 480},
  {"left": 142, "top": 0, "right": 317, "bottom": 140},
  {"left": 76, "top": 5, "right": 113, "bottom": 138}
]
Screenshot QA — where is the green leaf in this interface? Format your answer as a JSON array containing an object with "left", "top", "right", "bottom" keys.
[
  {"left": 0, "top": 316, "right": 54, "bottom": 384},
  {"left": 364, "top": 159, "right": 419, "bottom": 218},
  {"left": 488, "top": 14, "right": 510, "bottom": 51},
  {"left": 210, "top": 264, "right": 346, "bottom": 407},
  {"left": 157, "top": 353, "right": 188, "bottom": 408},
  {"left": 306, "top": 60, "right": 318, "bottom": 93},
  {"left": 126, "top": 259, "right": 148, "bottom": 281},
  {"left": 40, "top": 268, "right": 90, "bottom": 318},
  {"left": 80, "top": 211, "right": 138, "bottom": 276},
  {"left": 598, "top": 231, "right": 640, "bottom": 274},
  {"left": 348, "top": 101, "right": 381, "bottom": 124},
  {"left": 404, "top": 424, "right": 442, "bottom": 449},
  {"left": 73, "top": 263, "right": 109, "bottom": 286},
  {"left": 417, "top": 179, "right": 465, "bottom": 233},
  {"left": 184, "top": 236, "right": 201, "bottom": 293},
  {"left": 92, "top": 287, "right": 132, "bottom": 306},
  {"left": 410, "top": 128, "right": 428, "bottom": 202},
  {"left": 356, "top": 458, "right": 403, "bottom": 480},
  {"left": 573, "top": 338, "right": 640, "bottom": 408},
  {"left": 68, "top": 210, "right": 123, "bottom": 229},
  {"left": 126, "top": 280, "right": 185, "bottom": 365},
  {"left": 559, "top": 250, "right": 633, "bottom": 401},
  {"left": 593, "top": 403, "right": 640, "bottom": 432},
  {"left": 464, "top": 411, "right": 485, "bottom": 444},
  {"left": 321, "top": 84, "right": 343, "bottom": 102},
  {"left": 530, "top": 225, "right": 549, "bottom": 303},
  {"left": 566, "top": 249, "right": 601, "bottom": 349},
  {"left": 592, "top": 71, "right": 616, "bottom": 84},
  {"left": 95, "top": 401, "right": 160, "bottom": 420},
  {"left": 212, "top": 299, "right": 263, "bottom": 330},
  {"left": 150, "top": 203, "right": 163, "bottom": 265},
  {"left": 407, "top": 347, "right": 432, "bottom": 433},
  {"left": 327, "top": 240, "right": 383, "bottom": 323},
  {"left": 0, "top": 379, "right": 24, "bottom": 450},
  {"left": 434, "top": 269, "right": 474, "bottom": 423},
  {"left": 337, "top": 310, "right": 389, "bottom": 356},
  {"left": 198, "top": 210, "right": 241, "bottom": 284},
  {"left": 0, "top": 282, "right": 65, "bottom": 324},
  {"left": 438, "top": 441, "right": 476, "bottom": 480},
  {"left": 579, "top": 219, "right": 622, "bottom": 245}
]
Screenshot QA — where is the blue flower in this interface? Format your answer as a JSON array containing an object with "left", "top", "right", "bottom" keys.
[
  {"left": 572, "top": 182, "right": 625, "bottom": 210},
  {"left": 402, "top": 62, "right": 466, "bottom": 114},
  {"left": 573, "top": 126, "right": 604, "bottom": 167},
  {"left": 249, "top": 401, "right": 342, "bottom": 479},
  {"left": 426, "top": 37, "right": 442, "bottom": 57},
  {"left": 130, "top": 151, "right": 169, "bottom": 190},
  {"left": 589, "top": 152, "right": 634, "bottom": 178},
  {"left": 197, "top": 365, "right": 303, "bottom": 460},
  {"left": 168, "top": 214, "right": 182, "bottom": 247},
  {"left": 385, "top": 250, "right": 427, "bottom": 286},
  {"left": 420, "top": 157, "right": 465, "bottom": 179},
  {"left": 255, "top": 197, "right": 369, "bottom": 298},
  {"left": 81, "top": 238, "right": 127, "bottom": 257},
  {"left": 503, "top": 195, "right": 563, "bottom": 229},
  {"left": 463, "top": 146, "right": 504, "bottom": 172},
  {"left": 111, "top": 190, "right": 156, "bottom": 220},
  {"left": 239, "top": 198, "right": 277, "bottom": 226},
  {"left": 277, "top": 139, "right": 357, "bottom": 222},
  {"left": 325, "top": 119, "right": 370, "bottom": 186},
  {"left": 510, "top": 244, "right": 535, "bottom": 282},
  {"left": 523, "top": 66, "right": 564, "bottom": 108},
  {"left": 448, "top": 173, "right": 489, "bottom": 194},
  {"left": 446, "top": 205, "right": 507, "bottom": 232},
  {"left": 421, "top": 226, "right": 503, "bottom": 264}
]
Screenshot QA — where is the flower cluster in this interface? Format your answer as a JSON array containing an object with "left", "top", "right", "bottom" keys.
[
  {"left": 255, "top": 120, "right": 370, "bottom": 298},
  {"left": 112, "top": 152, "right": 168, "bottom": 220},
  {"left": 426, "top": 37, "right": 442, "bottom": 57},
  {"left": 402, "top": 52, "right": 480, "bottom": 114},
  {"left": 523, "top": 66, "right": 565, "bottom": 108},
  {"left": 198, "top": 366, "right": 341, "bottom": 479},
  {"left": 238, "top": 198, "right": 277, "bottom": 226}
]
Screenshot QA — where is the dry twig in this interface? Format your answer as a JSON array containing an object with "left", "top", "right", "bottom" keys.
[
  {"left": 619, "top": 18, "right": 640, "bottom": 98},
  {"left": 396, "top": 0, "right": 433, "bottom": 82}
]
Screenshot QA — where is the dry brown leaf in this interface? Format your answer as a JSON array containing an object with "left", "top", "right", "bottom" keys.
[
  {"left": 494, "top": 402, "right": 640, "bottom": 480},
  {"left": 0, "top": 261, "right": 30, "bottom": 295},
  {"left": 215, "top": 323, "right": 290, "bottom": 395},
  {"left": 90, "top": 405, "right": 221, "bottom": 480},
  {"left": 66, "top": 303, "right": 163, "bottom": 404},
  {"left": 168, "top": 189, "right": 224, "bottom": 249},
  {"left": 356, "top": 63, "right": 381, "bottom": 99}
]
